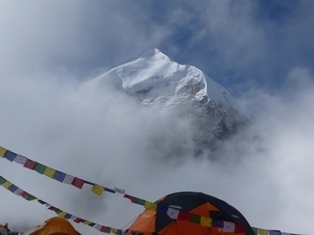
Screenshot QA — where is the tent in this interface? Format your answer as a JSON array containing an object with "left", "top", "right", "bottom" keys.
[
  {"left": 22, "top": 217, "right": 81, "bottom": 235},
  {"left": 0, "top": 223, "right": 9, "bottom": 235},
  {"left": 126, "top": 192, "right": 254, "bottom": 235}
]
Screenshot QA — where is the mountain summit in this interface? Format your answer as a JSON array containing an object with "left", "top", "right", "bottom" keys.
[{"left": 81, "top": 49, "right": 248, "bottom": 157}]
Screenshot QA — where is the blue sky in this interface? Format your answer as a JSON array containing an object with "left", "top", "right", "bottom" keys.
[
  {"left": 1, "top": 1, "right": 313, "bottom": 93},
  {"left": 1, "top": 1, "right": 314, "bottom": 235}
]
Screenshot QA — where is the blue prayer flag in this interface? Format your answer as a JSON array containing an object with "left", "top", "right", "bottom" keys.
[
  {"left": 64, "top": 213, "right": 72, "bottom": 219},
  {"left": 269, "top": 230, "right": 281, "bottom": 235},
  {"left": 38, "top": 200, "right": 46, "bottom": 205},
  {"left": 8, "top": 184, "right": 18, "bottom": 193},
  {"left": 4, "top": 150, "right": 17, "bottom": 162},
  {"left": 212, "top": 220, "right": 223, "bottom": 228},
  {"left": 157, "top": 205, "right": 168, "bottom": 215},
  {"left": 53, "top": 171, "right": 66, "bottom": 182},
  {"left": 104, "top": 187, "right": 116, "bottom": 193}
]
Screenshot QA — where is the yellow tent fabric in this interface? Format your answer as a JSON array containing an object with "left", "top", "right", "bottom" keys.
[{"left": 22, "top": 217, "right": 81, "bottom": 235}]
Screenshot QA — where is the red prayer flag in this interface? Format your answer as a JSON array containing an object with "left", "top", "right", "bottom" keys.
[
  {"left": 100, "top": 226, "right": 107, "bottom": 232},
  {"left": 71, "top": 177, "right": 85, "bottom": 189},
  {"left": 234, "top": 225, "right": 246, "bottom": 233},
  {"left": 123, "top": 194, "right": 136, "bottom": 202},
  {"left": 177, "top": 211, "right": 189, "bottom": 221},
  {"left": 74, "top": 217, "right": 82, "bottom": 223},
  {"left": 20, "top": 191, "right": 29, "bottom": 198},
  {"left": 23, "top": 159, "right": 36, "bottom": 169}
]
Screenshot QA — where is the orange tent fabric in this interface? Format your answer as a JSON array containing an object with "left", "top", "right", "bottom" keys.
[
  {"left": 126, "top": 192, "right": 254, "bottom": 235},
  {"left": 22, "top": 217, "right": 81, "bottom": 235}
]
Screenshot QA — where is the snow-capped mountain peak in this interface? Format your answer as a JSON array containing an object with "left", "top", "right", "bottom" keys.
[
  {"left": 139, "top": 48, "right": 170, "bottom": 61},
  {"left": 80, "top": 49, "right": 248, "bottom": 154},
  {"left": 82, "top": 49, "right": 243, "bottom": 115}
]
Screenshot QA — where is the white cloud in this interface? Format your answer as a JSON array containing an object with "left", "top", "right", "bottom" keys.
[{"left": 0, "top": 67, "right": 313, "bottom": 235}]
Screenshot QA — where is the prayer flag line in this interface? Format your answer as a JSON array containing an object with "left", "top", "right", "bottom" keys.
[
  {"left": 0, "top": 146, "right": 120, "bottom": 196},
  {"left": 0, "top": 145, "right": 304, "bottom": 235},
  {"left": 0, "top": 175, "right": 124, "bottom": 234}
]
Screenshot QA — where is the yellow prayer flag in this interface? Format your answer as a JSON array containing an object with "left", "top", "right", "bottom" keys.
[
  {"left": 2, "top": 181, "right": 12, "bottom": 189},
  {"left": 111, "top": 228, "right": 117, "bottom": 234},
  {"left": 58, "top": 211, "right": 67, "bottom": 217},
  {"left": 257, "top": 228, "right": 268, "bottom": 235},
  {"left": 43, "top": 167, "right": 56, "bottom": 178},
  {"left": 200, "top": 216, "right": 212, "bottom": 227},
  {"left": 91, "top": 184, "right": 104, "bottom": 196},
  {"left": 144, "top": 201, "right": 157, "bottom": 211},
  {"left": 0, "top": 146, "right": 7, "bottom": 158},
  {"left": 84, "top": 221, "right": 92, "bottom": 225}
]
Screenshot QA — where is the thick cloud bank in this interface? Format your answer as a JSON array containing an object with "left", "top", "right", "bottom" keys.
[{"left": 0, "top": 67, "right": 313, "bottom": 235}]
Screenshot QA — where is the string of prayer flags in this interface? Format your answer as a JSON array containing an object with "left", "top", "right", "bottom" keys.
[
  {"left": 0, "top": 145, "right": 305, "bottom": 235},
  {"left": 0, "top": 175, "right": 124, "bottom": 234},
  {"left": 0, "top": 145, "right": 118, "bottom": 196},
  {"left": 0, "top": 176, "right": 37, "bottom": 201}
]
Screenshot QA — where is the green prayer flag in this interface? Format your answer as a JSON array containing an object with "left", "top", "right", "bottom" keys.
[
  {"left": 248, "top": 227, "right": 257, "bottom": 235},
  {"left": 35, "top": 163, "right": 47, "bottom": 174},
  {"left": 189, "top": 214, "right": 201, "bottom": 224},
  {"left": 135, "top": 198, "right": 146, "bottom": 206},
  {"left": 0, "top": 176, "right": 6, "bottom": 185},
  {"left": 54, "top": 208, "right": 62, "bottom": 214},
  {"left": 25, "top": 194, "right": 36, "bottom": 201}
]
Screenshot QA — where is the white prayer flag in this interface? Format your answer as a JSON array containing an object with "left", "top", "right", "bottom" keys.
[
  {"left": 223, "top": 221, "right": 235, "bottom": 232},
  {"left": 93, "top": 224, "right": 102, "bottom": 231},
  {"left": 167, "top": 207, "right": 179, "bottom": 219},
  {"left": 114, "top": 187, "right": 125, "bottom": 194},
  {"left": 13, "top": 188, "right": 24, "bottom": 196},
  {"left": 63, "top": 174, "right": 74, "bottom": 184},
  {"left": 14, "top": 155, "right": 27, "bottom": 165},
  {"left": 70, "top": 215, "right": 77, "bottom": 221}
]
